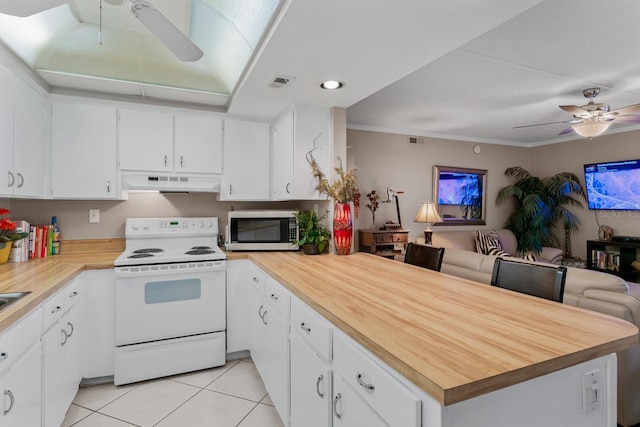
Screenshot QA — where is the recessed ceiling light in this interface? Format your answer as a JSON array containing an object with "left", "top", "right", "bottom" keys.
[{"left": 320, "top": 80, "right": 344, "bottom": 90}]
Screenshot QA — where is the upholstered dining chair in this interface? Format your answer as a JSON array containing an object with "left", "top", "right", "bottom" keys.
[
  {"left": 404, "top": 243, "right": 445, "bottom": 272},
  {"left": 490, "top": 258, "right": 568, "bottom": 303}
]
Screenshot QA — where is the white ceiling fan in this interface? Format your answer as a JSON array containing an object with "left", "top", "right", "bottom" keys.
[
  {"left": 0, "top": 0, "right": 203, "bottom": 62},
  {"left": 514, "top": 88, "right": 640, "bottom": 138}
]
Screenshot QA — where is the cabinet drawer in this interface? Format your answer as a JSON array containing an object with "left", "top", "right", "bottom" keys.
[
  {"left": 249, "top": 265, "right": 267, "bottom": 296},
  {"left": 265, "top": 277, "right": 290, "bottom": 319},
  {"left": 291, "top": 298, "right": 332, "bottom": 361},
  {"left": 64, "top": 278, "right": 82, "bottom": 312},
  {"left": 333, "top": 332, "right": 420, "bottom": 427},
  {"left": 374, "top": 234, "right": 392, "bottom": 244},
  {"left": 0, "top": 308, "right": 41, "bottom": 375},
  {"left": 391, "top": 233, "right": 408, "bottom": 243},
  {"left": 42, "top": 291, "right": 65, "bottom": 332}
]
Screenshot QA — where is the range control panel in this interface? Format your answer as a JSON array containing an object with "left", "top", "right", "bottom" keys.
[{"left": 125, "top": 217, "right": 218, "bottom": 238}]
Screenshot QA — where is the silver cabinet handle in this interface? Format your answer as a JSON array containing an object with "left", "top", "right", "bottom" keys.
[
  {"left": 286, "top": 182, "right": 291, "bottom": 194},
  {"left": 70, "top": 291, "right": 79, "bottom": 298},
  {"left": 316, "top": 374, "right": 324, "bottom": 398},
  {"left": 270, "top": 293, "right": 279, "bottom": 301},
  {"left": 4, "top": 390, "right": 14, "bottom": 415},
  {"left": 356, "top": 373, "right": 375, "bottom": 390},
  {"left": 106, "top": 180, "right": 111, "bottom": 193},
  {"left": 164, "top": 155, "right": 168, "bottom": 167},
  {"left": 7, "top": 172, "right": 14, "bottom": 188},
  {"left": 180, "top": 156, "right": 184, "bottom": 167},
  {"left": 16, "top": 173, "right": 23, "bottom": 188},
  {"left": 61, "top": 328, "right": 69, "bottom": 346},
  {"left": 66, "top": 321, "right": 74, "bottom": 338},
  {"left": 300, "top": 322, "right": 311, "bottom": 333},
  {"left": 252, "top": 277, "right": 259, "bottom": 282},
  {"left": 51, "top": 306, "right": 62, "bottom": 314},
  {"left": 258, "top": 304, "right": 265, "bottom": 319},
  {"left": 333, "top": 393, "right": 342, "bottom": 419},
  {"left": 229, "top": 184, "right": 233, "bottom": 195},
  {"left": 0, "top": 353, "right": 7, "bottom": 362},
  {"left": 262, "top": 310, "right": 268, "bottom": 325}
]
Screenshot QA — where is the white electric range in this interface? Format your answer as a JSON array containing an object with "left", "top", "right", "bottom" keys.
[{"left": 113, "top": 217, "right": 227, "bottom": 385}]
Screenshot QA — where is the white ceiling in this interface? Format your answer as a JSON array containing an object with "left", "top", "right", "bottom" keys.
[{"left": 4, "top": 0, "right": 640, "bottom": 146}]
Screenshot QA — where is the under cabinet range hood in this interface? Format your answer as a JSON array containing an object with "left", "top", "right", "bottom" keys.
[{"left": 121, "top": 174, "right": 221, "bottom": 193}]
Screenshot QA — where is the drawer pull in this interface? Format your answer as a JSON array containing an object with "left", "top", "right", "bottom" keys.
[
  {"left": 61, "top": 329, "right": 69, "bottom": 346},
  {"left": 270, "top": 293, "right": 279, "bottom": 301},
  {"left": 316, "top": 374, "right": 324, "bottom": 398},
  {"left": 70, "top": 291, "right": 79, "bottom": 298},
  {"left": 300, "top": 322, "right": 311, "bottom": 333},
  {"left": 262, "top": 310, "right": 268, "bottom": 325},
  {"left": 0, "top": 353, "right": 7, "bottom": 362},
  {"left": 66, "top": 322, "right": 74, "bottom": 338},
  {"left": 356, "top": 373, "right": 375, "bottom": 390},
  {"left": 258, "top": 304, "right": 265, "bottom": 319},
  {"left": 51, "top": 305, "right": 62, "bottom": 314},
  {"left": 252, "top": 277, "right": 259, "bottom": 282},
  {"left": 333, "top": 393, "right": 342, "bottom": 419},
  {"left": 4, "top": 389, "right": 14, "bottom": 415}
]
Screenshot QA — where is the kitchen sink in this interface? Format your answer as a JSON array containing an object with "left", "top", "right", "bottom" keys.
[{"left": 0, "top": 292, "right": 31, "bottom": 313}]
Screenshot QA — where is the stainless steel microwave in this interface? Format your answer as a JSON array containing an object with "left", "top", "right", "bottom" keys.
[{"left": 226, "top": 210, "right": 299, "bottom": 251}]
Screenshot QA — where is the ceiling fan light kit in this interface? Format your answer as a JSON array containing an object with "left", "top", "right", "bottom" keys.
[{"left": 572, "top": 121, "right": 611, "bottom": 138}]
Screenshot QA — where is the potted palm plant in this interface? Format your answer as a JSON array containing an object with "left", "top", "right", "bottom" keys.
[
  {"left": 495, "top": 166, "right": 586, "bottom": 254},
  {"left": 294, "top": 210, "right": 331, "bottom": 255}
]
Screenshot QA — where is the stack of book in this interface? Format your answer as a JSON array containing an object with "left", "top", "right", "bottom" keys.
[
  {"left": 590, "top": 249, "right": 620, "bottom": 271},
  {"left": 9, "top": 221, "right": 58, "bottom": 263}
]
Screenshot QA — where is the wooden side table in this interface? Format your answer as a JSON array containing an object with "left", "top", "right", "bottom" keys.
[{"left": 358, "top": 229, "right": 409, "bottom": 259}]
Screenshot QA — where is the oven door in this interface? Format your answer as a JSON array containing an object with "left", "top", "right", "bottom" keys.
[{"left": 114, "top": 261, "right": 226, "bottom": 346}]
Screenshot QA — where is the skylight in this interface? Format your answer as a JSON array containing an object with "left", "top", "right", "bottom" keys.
[{"left": 0, "top": 0, "right": 280, "bottom": 105}]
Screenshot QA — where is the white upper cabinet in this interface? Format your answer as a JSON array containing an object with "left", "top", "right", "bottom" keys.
[
  {"left": 0, "top": 70, "right": 46, "bottom": 198},
  {"left": 220, "top": 119, "right": 270, "bottom": 200},
  {"left": 174, "top": 114, "right": 222, "bottom": 174},
  {"left": 118, "top": 109, "right": 223, "bottom": 175},
  {"left": 51, "top": 100, "right": 118, "bottom": 199},
  {"left": 118, "top": 109, "right": 174, "bottom": 172},
  {"left": 271, "top": 105, "right": 330, "bottom": 200}
]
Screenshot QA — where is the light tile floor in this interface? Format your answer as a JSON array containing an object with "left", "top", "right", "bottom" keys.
[{"left": 62, "top": 359, "right": 284, "bottom": 427}]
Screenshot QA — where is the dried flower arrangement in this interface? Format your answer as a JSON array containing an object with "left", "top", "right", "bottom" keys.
[
  {"left": 306, "top": 146, "right": 360, "bottom": 215},
  {"left": 366, "top": 190, "right": 380, "bottom": 226}
]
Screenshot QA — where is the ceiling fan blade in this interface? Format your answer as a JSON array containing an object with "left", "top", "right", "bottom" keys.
[
  {"left": 558, "top": 127, "right": 575, "bottom": 136},
  {"left": 559, "top": 105, "right": 591, "bottom": 117},
  {"left": 0, "top": 0, "right": 68, "bottom": 17},
  {"left": 611, "top": 115, "right": 640, "bottom": 124},
  {"left": 609, "top": 103, "right": 640, "bottom": 116},
  {"left": 130, "top": 0, "right": 203, "bottom": 62},
  {"left": 513, "top": 119, "right": 581, "bottom": 129}
]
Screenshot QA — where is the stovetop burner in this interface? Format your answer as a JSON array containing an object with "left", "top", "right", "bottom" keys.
[
  {"left": 185, "top": 249, "right": 215, "bottom": 255},
  {"left": 133, "top": 248, "right": 164, "bottom": 254},
  {"left": 191, "top": 246, "right": 212, "bottom": 250},
  {"left": 128, "top": 253, "right": 155, "bottom": 259}
]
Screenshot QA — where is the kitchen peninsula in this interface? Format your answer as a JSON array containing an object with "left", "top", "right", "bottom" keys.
[{"left": 0, "top": 250, "right": 637, "bottom": 426}]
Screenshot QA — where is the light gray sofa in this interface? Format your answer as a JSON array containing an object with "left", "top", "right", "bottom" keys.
[{"left": 419, "top": 229, "right": 640, "bottom": 427}]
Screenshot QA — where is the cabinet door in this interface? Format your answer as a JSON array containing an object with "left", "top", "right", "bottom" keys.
[
  {"left": 42, "top": 318, "right": 68, "bottom": 427},
  {"left": 13, "top": 79, "right": 45, "bottom": 198},
  {"left": 0, "top": 342, "right": 41, "bottom": 427},
  {"left": 249, "top": 285, "right": 268, "bottom": 375},
  {"left": 271, "top": 111, "right": 294, "bottom": 200},
  {"left": 290, "top": 331, "right": 331, "bottom": 427},
  {"left": 175, "top": 114, "right": 222, "bottom": 174},
  {"left": 0, "top": 64, "right": 14, "bottom": 197},
  {"left": 260, "top": 302, "right": 289, "bottom": 424},
  {"left": 118, "top": 109, "right": 173, "bottom": 171},
  {"left": 221, "top": 119, "right": 270, "bottom": 200},
  {"left": 332, "top": 374, "right": 386, "bottom": 427},
  {"left": 62, "top": 306, "right": 82, "bottom": 402},
  {"left": 52, "top": 101, "right": 118, "bottom": 199}
]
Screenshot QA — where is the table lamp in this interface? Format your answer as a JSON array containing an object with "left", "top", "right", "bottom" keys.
[{"left": 414, "top": 202, "right": 443, "bottom": 245}]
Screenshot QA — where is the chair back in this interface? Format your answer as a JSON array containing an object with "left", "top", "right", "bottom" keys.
[
  {"left": 490, "top": 258, "right": 567, "bottom": 302},
  {"left": 404, "top": 243, "right": 445, "bottom": 272}
]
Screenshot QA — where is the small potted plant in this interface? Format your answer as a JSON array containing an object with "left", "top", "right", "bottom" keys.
[{"left": 294, "top": 210, "right": 331, "bottom": 255}]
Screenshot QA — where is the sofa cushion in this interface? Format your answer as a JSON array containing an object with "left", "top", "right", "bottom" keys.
[{"left": 431, "top": 231, "right": 477, "bottom": 251}]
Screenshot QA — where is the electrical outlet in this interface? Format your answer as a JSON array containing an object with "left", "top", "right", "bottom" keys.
[
  {"left": 89, "top": 209, "right": 100, "bottom": 224},
  {"left": 582, "top": 369, "right": 601, "bottom": 413}
]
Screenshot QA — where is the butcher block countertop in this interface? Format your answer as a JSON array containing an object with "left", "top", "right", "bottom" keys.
[{"left": 249, "top": 252, "right": 640, "bottom": 406}]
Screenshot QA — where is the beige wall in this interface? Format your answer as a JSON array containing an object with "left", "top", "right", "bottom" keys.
[
  {"left": 347, "top": 129, "right": 531, "bottom": 243},
  {"left": 530, "top": 129, "right": 640, "bottom": 260},
  {"left": 1, "top": 194, "right": 328, "bottom": 241}
]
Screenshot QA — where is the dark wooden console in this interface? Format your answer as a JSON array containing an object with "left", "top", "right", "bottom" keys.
[{"left": 586, "top": 239, "right": 640, "bottom": 282}]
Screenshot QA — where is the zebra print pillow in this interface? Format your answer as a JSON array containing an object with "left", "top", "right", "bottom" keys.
[{"left": 475, "top": 230, "right": 501, "bottom": 255}]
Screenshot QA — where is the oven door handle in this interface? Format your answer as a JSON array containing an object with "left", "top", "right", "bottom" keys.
[{"left": 114, "top": 261, "right": 226, "bottom": 278}]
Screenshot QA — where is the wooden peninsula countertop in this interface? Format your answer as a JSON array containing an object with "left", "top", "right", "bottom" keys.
[
  {"left": 249, "top": 252, "right": 639, "bottom": 405},
  {"left": 0, "top": 247, "right": 637, "bottom": 407}
]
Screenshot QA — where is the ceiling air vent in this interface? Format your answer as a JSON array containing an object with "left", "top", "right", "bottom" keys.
[
  {"left": 267, "top": 75, "right": 295, "bottom": 88},
  {"left": 408, "top": 136, "right": 425, "bottom": 145}
]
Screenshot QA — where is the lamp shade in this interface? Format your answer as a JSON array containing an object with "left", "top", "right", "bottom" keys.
[
  {"left": 414, "top": 202, "right": 443, "bottom": 224},
  {"left": 572, "top": 121, "right": 611, "bottom": 138}
]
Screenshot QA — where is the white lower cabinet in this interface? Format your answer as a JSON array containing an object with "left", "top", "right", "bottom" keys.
[
  {"left": 0, "top": 342, "right": 42, "bottom": 427},
  {"left": 42, "top": 279, "right": 83, "bottom": 427}
]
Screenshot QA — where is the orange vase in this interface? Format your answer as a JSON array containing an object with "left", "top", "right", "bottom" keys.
[
  {"left": 0, "top": 242, "right": 12, "bottom": 264},
  {"left": 333, "top": 203, "right": 353, "bottom": 255}
]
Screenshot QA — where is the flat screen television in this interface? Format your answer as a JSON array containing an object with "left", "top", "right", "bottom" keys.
[
  {"left": 438, "top": 172, "right": 481, "bottom": 205},
  {"left": 584, "top": 159, "right": 640, "bottom": 210}
]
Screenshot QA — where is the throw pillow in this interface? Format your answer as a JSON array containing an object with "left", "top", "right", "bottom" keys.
[
  {"left": 475, "top": 230, "right": 501, "bottom": 255},
  {"left": 522, "top": 254, "right": 537, "bottom": 262},
  {"left": 487, "top": 247, "right": 510, "bottom": 257}
]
